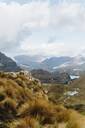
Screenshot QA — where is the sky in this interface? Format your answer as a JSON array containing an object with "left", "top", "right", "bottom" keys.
[{"left": 0, "top": 0, "right": 85, "bottom": 58}]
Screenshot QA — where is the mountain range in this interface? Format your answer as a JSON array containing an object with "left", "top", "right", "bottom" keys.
[
  {"left": 14, "top": 55, "right": 85, "bottom": 75},
  {"left": 0, "top": 51, "right": 83, "bottom": 76}
]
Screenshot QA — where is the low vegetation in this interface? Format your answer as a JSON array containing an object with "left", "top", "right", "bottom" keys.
[
  {"left": 0, "top": 71, "right": 84, "bottom": 128},
  {"left": 43, "top": 77, "right": 85, "bottom": 114}
]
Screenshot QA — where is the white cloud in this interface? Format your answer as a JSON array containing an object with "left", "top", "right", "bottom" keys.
[
  {"left": 0, "top": 1, "right": 85, "bottom": 57},
  {"left": 20, "top": 38, "right": 65, "bottom": 56},
  {"left": 20, "top": 37, "right": 83, "bottom": 57},
  {"left": 0, "top": 1, "right": 50, "bottom": 54},
  {"left": 0, "top": 1, "right": 49, "bottom": 40},
  {"left": 0, "top": 1, "right": 85, "bottom": 40},
  {"left": 50, "top": 3, "right": 85, "bottom": 31}
]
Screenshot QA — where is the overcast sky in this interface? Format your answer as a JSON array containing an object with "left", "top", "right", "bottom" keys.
[{"left": 0, "top": 0, "right": 85, "bottom": 58}]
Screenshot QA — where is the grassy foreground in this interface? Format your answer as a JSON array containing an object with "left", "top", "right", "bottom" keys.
[{"left": 0, "top": 72, "right": 84, "bottom": 128}]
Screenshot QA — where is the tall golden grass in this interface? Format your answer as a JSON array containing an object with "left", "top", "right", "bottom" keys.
[{"left": 0, "top": 72, "right": 84, "bottom": 128}]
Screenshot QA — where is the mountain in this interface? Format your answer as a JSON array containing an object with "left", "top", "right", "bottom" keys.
[
  {"left": 15, "top": 55, "right": 44, "bottom": 63},
  {"left": 14, "top": 55, "right": 72, "bottom": 71},
  {"left": 0, "top": 52, "right": 20, "bottom": 72},
  {"left": 14, "top": 54, "right": 85, "bottom": 74},
  {"left": 53, "top": 55, "right": 85, "bottom": 75},
  {"left": 42, "top": 56, "right": 72, "bottom": 71},
  {"left": 14, "top": 55, "right": 43, "bottom": 70}
]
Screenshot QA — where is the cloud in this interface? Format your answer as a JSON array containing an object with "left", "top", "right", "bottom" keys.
[
  {"left": 0, "top": 1, "right": 85, "bottom": 57},
  {"left": 0, "top": 1, "right": 49, "bottom": 36},
  {"left": 0, "top": 1, "right": 84, "bottom": 39},
  {"left": 0, "top": 1, "right": 49, "bottom": 54},
  {"left": 20, "top": 38, "right": 65, "bottom": 56},
  {"left": 19, "top": 36, "right": 83, "bottom": 57},
  {"left": 50, "top": 3, "right": 85, "bottom": 31}
]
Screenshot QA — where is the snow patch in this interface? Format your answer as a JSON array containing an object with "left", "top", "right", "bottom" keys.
[
  {"left": 64, "top": 91, "right": 78, "bottom": 96},
  {"left": 70, "top": 75, "right": 80, "bottom": 80}
]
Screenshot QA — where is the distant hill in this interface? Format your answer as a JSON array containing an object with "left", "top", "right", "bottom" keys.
[
  {"left": 14, "top": 55, "right": 72, "bottom": 71},
  {"left": 15, "top": 55, "right": 85, "bottom": 75},
  {"left": 14, "top": 55, "right": 42, "bottom": 70},
  {"left": 0, "top": 52, "right": 20, "bottom": 72},
  {"left": 42, "top": 56, "right": 72, "bottom": 71},
  {"left": 31, "top": 69, "right": 71, "bottom": 84},
  {"left": 53, "top": 55, "right": 85, "bottom": 75}
]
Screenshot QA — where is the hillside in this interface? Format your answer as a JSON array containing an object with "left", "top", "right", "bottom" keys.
[
  {"left": 43, "top": 75, "right": 85, "bottom": 113},
  {"left": 0, "top": 52, "right": 20, "bottom": 72},
  {"left": 0, "top": 71, "right": 84, "bottom": 128},
  {"left": 67, "top": 76, "right": 85, "bottom": 105},
  {"left": 31, "top": 69, "right": 71, "bottom": 84}
]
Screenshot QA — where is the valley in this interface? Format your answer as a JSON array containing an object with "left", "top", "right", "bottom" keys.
[{"left": 42, "top": 76, "right": 85, "bottom": 114}]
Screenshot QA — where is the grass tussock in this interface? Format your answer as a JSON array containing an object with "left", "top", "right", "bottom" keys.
[{"left": 0, "top": 72, "right": 84, "bottom": 128}]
